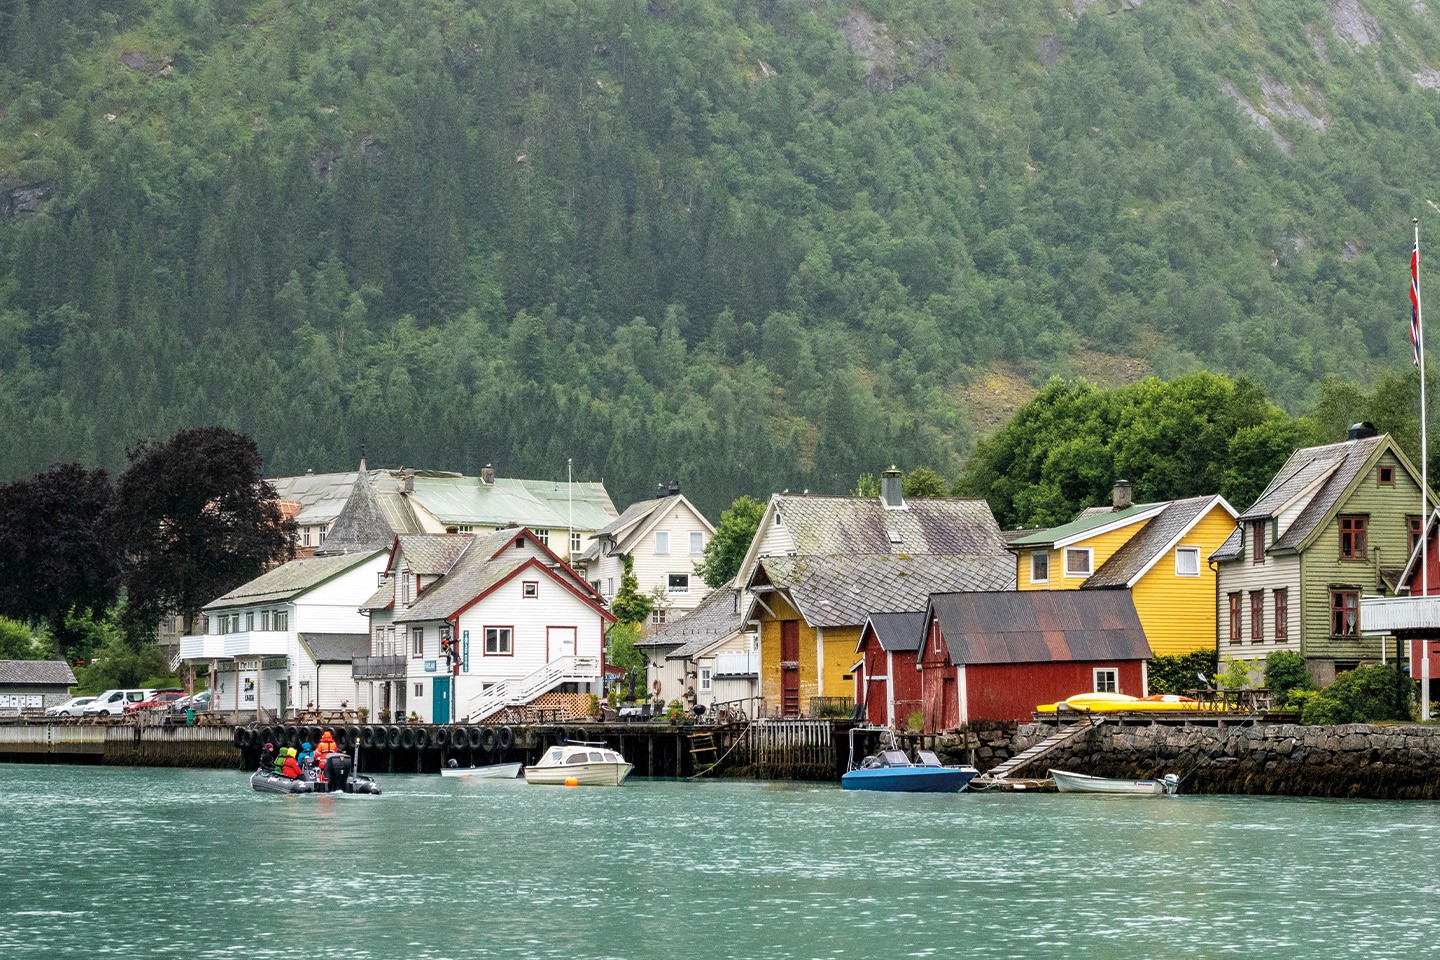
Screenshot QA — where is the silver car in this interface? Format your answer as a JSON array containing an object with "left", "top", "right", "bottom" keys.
[{"left": 45, "top": 696, "right": 96, "bottom": 718}]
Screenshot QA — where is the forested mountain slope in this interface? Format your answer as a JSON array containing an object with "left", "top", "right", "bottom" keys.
[{"left": 2, "top": 0, "right": 1439, "bottom": 516}]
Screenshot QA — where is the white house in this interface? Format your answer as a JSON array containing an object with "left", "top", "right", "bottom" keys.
[
  {"left": 635, "top": 581, "right": 759, "bottom": 713},
  {"left": 577, "top": 483, "right": 716, "bottom": 626},
  {"left": 357, "top": 528, "right": 613, "bottom": 723},
  {"left": 179, "top": 550, "right": 389, "bottom": 720}
]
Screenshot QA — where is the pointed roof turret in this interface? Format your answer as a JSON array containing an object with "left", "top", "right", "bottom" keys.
[{"left": 315, "top": 469, "right": 401, "bottom": 555}]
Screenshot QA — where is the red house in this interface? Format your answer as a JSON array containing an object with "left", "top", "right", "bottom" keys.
[
  {"left": 853, "top": 612, "right": 924, "bottom": 728},
  {"left": 916, "top": 590, "right": 1152, "bottom": 732}
]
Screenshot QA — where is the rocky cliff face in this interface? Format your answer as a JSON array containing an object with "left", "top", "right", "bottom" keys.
[{"left": 0, "top": 179, "right": 55, "bottom": 220}]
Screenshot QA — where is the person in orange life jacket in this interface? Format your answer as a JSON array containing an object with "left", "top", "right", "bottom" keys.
[
  {"left": 281, "top": 748, "right": 301, "bottom": 779},
  {"left": 313, "top": 731, "right": 339, "bottom": 780}
]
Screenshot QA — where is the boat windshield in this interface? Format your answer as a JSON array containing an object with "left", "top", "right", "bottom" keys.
[
  {"left": 564, "top": 753, "right": 589, "bottom": 765},
  {"left": 877, "top": 750, "right": 911, "bottom": 767},
  {"left": 542, "top": 748, "right": 564, "bottom": 765},
  {"left": 916, "top": 750, "right": 943, "bottom": 767},
  {"left": 602, "top": 752, "right": 621, "bottom": 763},
  {"left": 588, "top": 752, "right": 605, "bottom": 762}
]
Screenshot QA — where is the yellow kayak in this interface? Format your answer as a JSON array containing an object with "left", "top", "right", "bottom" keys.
[{"left": 1036, "top": 692, "right": 1205, "bottom": 713}]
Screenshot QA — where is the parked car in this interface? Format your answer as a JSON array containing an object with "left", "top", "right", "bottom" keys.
[
  {"left": 170, "top": 690, "right": 213, "bottom": 713},
  {"left": 124, "top": 691, "right": 185, "bottom": 714},
  {"left": 81, "top": 689, "right": 158, "bottom": 717},
  {"left": 45, "top": 696, "right": 96, "bottom": 718}
]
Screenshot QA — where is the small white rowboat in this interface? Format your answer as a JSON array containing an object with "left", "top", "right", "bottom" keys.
[
  {"left": 1049, "top": 768, "right": 1180, "bottom": 795},
  {"left": 440, "top": 761, "right": 523, "bottom": 779}
]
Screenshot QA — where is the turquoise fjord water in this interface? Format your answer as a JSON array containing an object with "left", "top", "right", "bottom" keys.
[{"left": 3, "top": 767, "right": 1440, "bottom": 960}]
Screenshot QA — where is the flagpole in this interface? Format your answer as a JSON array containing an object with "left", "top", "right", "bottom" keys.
[{"left": 1417, "top": 217, "right": 1431, "bottom": 722}]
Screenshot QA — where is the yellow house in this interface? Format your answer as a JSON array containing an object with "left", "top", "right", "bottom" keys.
[
  {"left": 1008, "top": 488, "right": 1237, "bottom": 657},
  {"left": 738, "top": 472, "right": 1015, "bottom": 718}
]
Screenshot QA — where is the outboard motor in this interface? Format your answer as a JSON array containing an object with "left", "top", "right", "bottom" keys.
[{"left": 325, "top": 753, "right": 353, "bottom": 793}]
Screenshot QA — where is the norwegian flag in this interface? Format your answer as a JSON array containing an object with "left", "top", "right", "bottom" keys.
[{"left": 1412, "top": 240, "right": 1423, "bottom": 366}]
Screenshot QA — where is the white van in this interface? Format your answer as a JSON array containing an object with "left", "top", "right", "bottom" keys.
[{"left": 81, "top": 689, "right": 158, "bottom": 716}]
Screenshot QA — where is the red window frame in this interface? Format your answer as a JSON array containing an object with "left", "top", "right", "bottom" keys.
[
  {"left": 1249, "top": 591, "right": 1264, "bottom": 642},
  {"left": 1410, "top": 516, "right": 1424, "bottom": 556},
  {"left": 1274, "top": 589, "right": 1288, "bottom": 641},
  {"left": 1228, "top": 593, "right": 1241, "bottom": 644},
  {"left": 1339, "top": 516, "right": 1367, "bottom": 560},
  {"left": 484, "top": 625, "right": 514, "bottom": 656},
  {"left": 1330, "top": 590, "right": 1359, "bottom": 637},
  {"left": 1378, "top": 465, "right": 1395, "bottom": 485},
  {"left": 1250, "top": 521, "right": 1266, "bottom": 563}
]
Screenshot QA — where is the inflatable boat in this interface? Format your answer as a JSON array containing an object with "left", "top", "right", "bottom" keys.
[{"left": 251, "top": 752, "right": 382, "bottom": 795}]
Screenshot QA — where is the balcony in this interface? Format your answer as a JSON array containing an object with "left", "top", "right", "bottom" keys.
[
  {"left": 353, "top": 655, "right": 408, "bottom": 680},
  {"left": 178, "top": 631, "right": 289, "bottom": 661},
  {"left": 1360, "top": 595, "right": 1440, "bottom": 634},
  {"left": 712, "top": 651, "right": 759, "bottom": 677}
]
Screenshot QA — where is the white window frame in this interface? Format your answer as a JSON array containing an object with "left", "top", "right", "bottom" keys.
[
  {"left": 690, "top": 531, "right": 705, "bottom": 554},
  {"left": 522, "top": 581, "right": 539, "bottom": 599},
  {"left": 667, "top": 573, "right": 690, "bottom": 594},
  {"left": 699, "top": 667, "right": 712, "bottom": 692},
  {"left": 1064, "top": 547, "right": 1093, "bottom": 578},
  {"left": 411, "top": 626, "right": 424, "bottom": 657},
  {"left": 654, "top": 531, "right": 670, "bottom": 555},
  {"left": 1030, "top": 552, "right": 1049, "bottom": 584},
  {"left": 1093, "top": 668, "right": 1118, "bottom": 693},
  {"left": 571, "top": 531, "right": 582, "bottom": 554},
  {"left": 1175, "top": 546, "right": 1201, "bottom": 578},
  {"left": 535, "top": 529, "right": 550, "bottom": 547}
]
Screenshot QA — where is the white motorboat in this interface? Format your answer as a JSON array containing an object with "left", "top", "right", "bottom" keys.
[
  {"left": 440, "top": 761, "right": 523, "bottom": 779},
  {"left": 523, "top": 742, "right": 633, "bottom": 786},
  {"left": 1049, "top": 768, "right": 1180, "bottom": 795}
]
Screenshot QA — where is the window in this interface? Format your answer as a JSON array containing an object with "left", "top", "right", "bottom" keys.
[
  {"left": 1250, "top": 591, "right": 1264, "bottom": 642},
  {"left": 411, "top": 627, "right": 424, "bottom": 657},
  {"left": 1251, "top": 520, "right": 1266, "bottom": 563},
  {"left": 1228, "top": 593, "right": 1241, "bottom": 644},
  {"left": 651, "top": 608, "right": 667, "bottom": 626},
  {"left": 376, "top": 571, "right": 388, "bottom": 587},
  {"left": 318, "top": 530, "right": 326, "bottom": 544},
  {"left": 571, "top": 531, "right": 582, "bottom": 554},
  {"left": 485, "top": 627, "right": 513, "bottom": 655},
  {"left": 246, "top": 611, "right": 254, "bottom": 632},
  {"left": 667, "top": 573, "right": 690, "bottom": 594},
  {"left": 414, "top": 683, "right": 423, "bottom": 697},
  {"left": 589, "top": 580, "right": 601, "bottom": 594},
  {"left": 1339, "top": 515, "right": 1367, "bottom": 560},
  {"left": 262, "top": 609, "right": 272, "bottom": 631},
  {"left": 654, "top": 531, "right": 670, "bottom": 554},
  {"left": 522, "top": 581, "right": 539, "bottom": 599},
  {"left": 606, "top": 577, "right": 615, "bottom": 597},
  {"left": 1410, "top": 516, "right": 1424, "bottom": 555},
  {"left": 690, "top": 531, "right": 705, "bottom": 554},
  {"left": 1274, "top": 589, "right": 1288, "bottom": 641},
  {"left": 1030, "top": 552, "right": 1049, "bottom": 584},
  {"left": 302, "top": 529, "right": 311, "bottom": 547},
  {"left": 700, "top": 667, "right": 712, "bottom": 692},
  {"left": 1064, "top": 547, "right": 1092, "bottom": 577},
  {"left": 1331, "top": 590, "right": 1359, "bottom": 637},
  {"left": 372, "top": 626, "right": 384, "bottom": 652},
  {"left": 1379, "top": 465, "right": 1395, "bottom": 485},
  {"left": 535, "top": 529, "right": 550, "bottom": 547},
  {"left": 1175, "top": 547, "right": 1200, "bottom": 577},
  {"left": 275, "top": 609, "right": 288, "bottom": 631},
  {"left": 1093, "top": 668, "right": 1118, "bottom": 693}
]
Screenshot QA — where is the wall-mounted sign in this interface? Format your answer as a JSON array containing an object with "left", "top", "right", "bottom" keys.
[{"left": 424, "top": 660, "right": 437, "bottom": 673}]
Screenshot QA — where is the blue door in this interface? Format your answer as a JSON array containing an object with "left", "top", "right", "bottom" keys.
[{"left": 433, "top": 677, "right": 451, "bottom": 724}]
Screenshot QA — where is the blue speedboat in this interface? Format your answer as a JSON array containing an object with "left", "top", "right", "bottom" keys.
[{"left": 841, "top": 749, "right": 979, "bottom": 793}]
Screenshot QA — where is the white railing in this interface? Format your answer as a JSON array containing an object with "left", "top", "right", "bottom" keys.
[
  {"left": 1360, "top": 594, "right": 1440, "bottom": 633},
  {"left": 713, "top": 651, "right": 759, "bottom": 676},
  {"left": 457, "top": 655, "right": 601, "bottom": 723}
]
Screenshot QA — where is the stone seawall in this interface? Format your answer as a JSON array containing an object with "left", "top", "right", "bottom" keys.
[{"left": 937, "top": 719, "right": 1440, "bottom": 800}]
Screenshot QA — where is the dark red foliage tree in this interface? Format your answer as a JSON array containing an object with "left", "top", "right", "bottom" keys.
[
  {"left": 109, "top": 427, "right": 294, "bottom": 639},
  {"left": 0, "top": 463, "right": 118, "bottom": 654}
]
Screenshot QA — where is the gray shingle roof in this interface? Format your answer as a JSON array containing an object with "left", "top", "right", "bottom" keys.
[
  {"left": 395, "top": 534, "right": 479, "bottom": 576},
  {"left": 632, "top": 583, "right": 744, "bottom": 658},
  {"left": 1083, "top": 495, "right": 1224, "bottom": 588},
  {"left": 0, "top": 660, "right": 76, "bottom": 685},
  {"left": 204, "top": 551, "right": 384, "bottom": 609},
  {"left": 859, "top": 611, "right": 927, "bottom": 653},
  {"left": 1271, "top": 437, "right": 1387, "bottom": 551},
  {"left": 754, "top": 553, "right": 1015, "bottom": 628},
  {"left": 928, "top": 591, "right": 1151, "bottom": 666},
  {"left": 773, "top": 495, "right": 1008, "bottom": 557},
  {"left": 315, "top": 470, "right": 407, "bottom": 555},
  {"left": 299, "top": 633, "right": 369, "bottom": 662},
  {"left": 1210, "top": 524, "right": 1244, "bottom": 563},
  {"left": 393, "top": 555, "right": 531, "bottom": 624}
]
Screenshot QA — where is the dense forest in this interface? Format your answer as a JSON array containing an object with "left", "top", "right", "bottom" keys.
[{"left": 3, "top": 0, "right": 1440, "bottom": 517}]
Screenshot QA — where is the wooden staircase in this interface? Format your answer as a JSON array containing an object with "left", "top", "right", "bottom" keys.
[{"left": 973, "top": 719, "right": 1104, "bottom": 785}]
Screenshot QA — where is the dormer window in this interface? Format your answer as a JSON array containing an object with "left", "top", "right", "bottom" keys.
[{"left": 887, "top": 530, "right": 902, "bottom": 545}]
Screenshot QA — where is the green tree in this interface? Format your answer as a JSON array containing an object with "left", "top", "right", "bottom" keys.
[
  {"left": 903, "top": 467, "right": 949, "bottom": 499},
  {"left": 608, "top": 554, "right": 653, "bottom": 625},
  {"left": 1263, "top": 650, "right": 1314, "bottom": 705},
  {"left": 695, "top": 495, "right": 764, "bottom": 588},
  {"left": 0, "top": 616, "right": 47, "bottom": 659}
]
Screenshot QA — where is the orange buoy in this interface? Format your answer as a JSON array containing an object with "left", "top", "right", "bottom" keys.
[{"left": 564, "top": 777, "right": 579, "bottom": 787}]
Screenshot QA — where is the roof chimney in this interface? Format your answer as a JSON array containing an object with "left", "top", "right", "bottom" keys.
[
  {"left": 1348, "top": 421, "right": 1378, "bottom": 441},
  {"left": 402, "top": 468, "right": 415, "bottom": 495},
  {"left": 881, "top": 466, "right": 904, "bottom": 509},
  {"left": 481, "top": 464, "right": 495, "bottom": 485},
  {"left": 1112, "top": 480, "right": 1133, "bottom": 510},
  {"left": 657, "top": 482, "right": 666, "bottom": 498},
  {"left": 667, "top": 481, "right": 680, "bottom": 497}
]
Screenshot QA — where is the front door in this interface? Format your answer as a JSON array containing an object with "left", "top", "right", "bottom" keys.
[
  {"left": 780, "top": 620, "right": 800, "bottom": 717},
  {"left": 549, "top": 626, "right": 577, "bottom": 660},
  {"left": 433, "top": 677, "right": 451, "bottom": 724}
]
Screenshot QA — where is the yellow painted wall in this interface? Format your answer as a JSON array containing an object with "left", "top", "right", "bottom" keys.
[
  {"left": 1131, "top": 504, "right": 1235, "bottom": 656},
  {"left": 1018, "top": 523, "right": 1147, "bottom": 592},
  {"left": 756, "top": 590, "right": 861, "bottom": 715}
]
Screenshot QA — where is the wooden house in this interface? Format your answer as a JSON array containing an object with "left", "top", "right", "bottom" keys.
[
  {"left": 1212, "top": 424, "right": 1431, "bottom": 685},
  {"left": 575, "top": 484, "right": 716, "bottom": 617},
  {"left": 915, "top": 590, "right": 1153, "bottom": 731},
  {"left": 1008, "top": 484, "right": 1236, "bottom": 657},
  {"left": 635, "top": 581, "right": 757, "bottom": 711},
  {"left": 1360, "top": 508, "right": 1440, "bottom": 708},
  {"left": 853, "top": 612, "right": 925, "bottom": 728}
]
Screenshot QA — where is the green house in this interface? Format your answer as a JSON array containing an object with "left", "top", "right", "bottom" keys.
[{"left": 1210, "top": 424, "right": 1432, "bottom": 685}]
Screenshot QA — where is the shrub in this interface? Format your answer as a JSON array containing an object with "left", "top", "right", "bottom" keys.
[
  {"left": 905, "top": 710, "right": 924, "bottom": 732},
  {"left": 1300, "top": 664, "right": 1411, "bottom": 725},
  {"left": 1148, "top": 651, "right": 1218, "bottom": 695},
  {"left": 1218, "top": 657, "right": 1256, "bottom": 690},
  {"left": 1263, "top": 651, "right": 1313, "bottom": 701}
]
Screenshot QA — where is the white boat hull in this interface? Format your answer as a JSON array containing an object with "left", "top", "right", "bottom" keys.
[
  {"left": 440, "top": 762, "right": 522, "bottom": 780},
  {"left": 524, "top": 762, "right": 634, "bottom": 786},
  {"left": 1050, "top": 769, "right": 1178, "bottom": 795}
]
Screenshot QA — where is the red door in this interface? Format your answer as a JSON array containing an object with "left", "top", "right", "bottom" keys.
[{"left": 780, "top": 620, "right": 800, "bottom": 717}]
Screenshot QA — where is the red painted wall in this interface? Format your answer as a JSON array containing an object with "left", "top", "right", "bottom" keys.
[{"left": 963, "top": 661, "right": 1147, "bottom": 722}]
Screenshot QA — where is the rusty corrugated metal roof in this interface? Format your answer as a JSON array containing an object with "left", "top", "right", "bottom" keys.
[{"left": 927, "top": 590, "right": 1151, "bottom": 666}]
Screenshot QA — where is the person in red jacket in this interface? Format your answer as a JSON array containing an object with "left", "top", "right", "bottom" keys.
[{"left": 281, "top": 748, "right": 301, "bottom": 779}]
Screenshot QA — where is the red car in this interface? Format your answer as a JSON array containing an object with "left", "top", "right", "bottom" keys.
[{"left": 124, "top": 691, "right": 185, "bottom": 714}]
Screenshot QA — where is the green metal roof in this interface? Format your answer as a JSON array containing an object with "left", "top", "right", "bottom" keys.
[{"left": 1007, "top": 504, "right": 1159, "bottom": 548}]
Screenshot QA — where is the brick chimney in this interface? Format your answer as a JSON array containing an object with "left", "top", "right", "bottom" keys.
[
  {"left": 1112, "top": 480, "right": 1133, "bottom": 510},
  {"left": 481, "top": 464, "right": 495, "bottom": 485}
]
